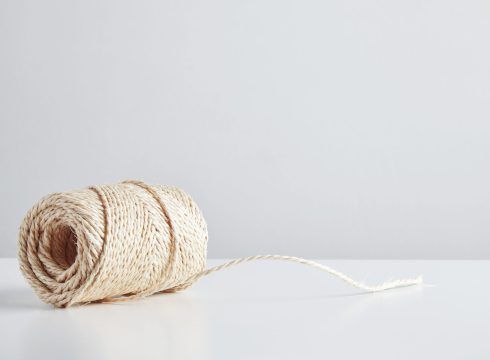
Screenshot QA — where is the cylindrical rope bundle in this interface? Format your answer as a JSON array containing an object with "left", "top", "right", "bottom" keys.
[{"left": 18, "top": 180, "right": 422, "bottom": 308}]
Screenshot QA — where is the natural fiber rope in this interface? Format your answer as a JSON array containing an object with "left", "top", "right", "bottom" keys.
[{"left": 18, "top": 181, "right": 422, "bottom": 308}]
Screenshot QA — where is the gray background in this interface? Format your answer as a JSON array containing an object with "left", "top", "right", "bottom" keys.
[{"left": 1, "top": 0, "right": 489, "bottom": 259}]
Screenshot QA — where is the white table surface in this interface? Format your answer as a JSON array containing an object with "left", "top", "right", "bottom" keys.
[{"left": 1, "top": 258, "right": 489, "bottom": 359}]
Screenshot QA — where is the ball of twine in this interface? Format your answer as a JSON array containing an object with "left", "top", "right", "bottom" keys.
[
  {"left": 18, "top": 180, "right": 422, "bottom": 308},
  {"left": 18, "top": 180, "right": 208, "bottom": 307}
]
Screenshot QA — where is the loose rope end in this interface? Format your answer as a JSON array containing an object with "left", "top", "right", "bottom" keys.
[
  {"left": 186, "top": 255, "right": 424, "bottom": 295},
  {"left": 365, "top": 275, "right": 424, "bottom": 292}
]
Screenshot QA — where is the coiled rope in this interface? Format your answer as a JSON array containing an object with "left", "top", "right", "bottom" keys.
[{"left": 18, "top": 180, "right": 422, "bottom": 307}]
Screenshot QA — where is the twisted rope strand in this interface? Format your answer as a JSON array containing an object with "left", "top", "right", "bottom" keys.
[{"left": 182, "top": 255, "right": 423, "bottom": 292}]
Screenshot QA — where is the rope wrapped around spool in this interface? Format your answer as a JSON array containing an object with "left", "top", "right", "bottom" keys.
[{"left": 18, "top": 180, "right": 422, "bottom": 308}]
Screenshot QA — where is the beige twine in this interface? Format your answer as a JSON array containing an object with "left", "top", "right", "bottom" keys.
[{"left": 18, "top": 180, "right": 423, "bottom": 308}]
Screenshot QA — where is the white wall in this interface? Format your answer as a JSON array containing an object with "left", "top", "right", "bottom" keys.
[{"left": 1, "top": 0, "right": 489, "bottom": 258}]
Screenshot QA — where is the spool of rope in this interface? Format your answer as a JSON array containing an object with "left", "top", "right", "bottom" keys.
[{"left": 18, "top": 180, "right": 422, "bottom": 308}]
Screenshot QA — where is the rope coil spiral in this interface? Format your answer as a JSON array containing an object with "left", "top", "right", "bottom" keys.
[{"left": 18, "top": 181, "right": 422, "bottom": 308}]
